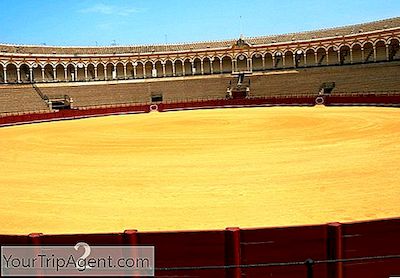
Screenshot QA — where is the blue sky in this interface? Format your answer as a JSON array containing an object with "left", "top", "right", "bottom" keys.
[{"left": 0, "top": 0, "right": 399, "bottom": 46}]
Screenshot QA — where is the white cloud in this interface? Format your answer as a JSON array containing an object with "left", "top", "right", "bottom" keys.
[{"left": 79, "top": 3, "right": 140, "bottom": 16}]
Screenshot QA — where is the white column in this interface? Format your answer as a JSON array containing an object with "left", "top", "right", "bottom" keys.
[
  {"left": 29, "top": 67, "right": 33, "bottom": 82},
  {"left": 182, "top": 62, "right": 186, "bottom": 76},
  {"left": 17, "top": 67, "right": 21, "bottom": 83},
  {"left": 282, "top": 55, "right": 286, "bottom": 67},
  {"left": 361, "top": 47, "right": 365, "bottom": 63},
  {"left": 293, "top": 54, "right": 296, "bottom": 67},
  {"left": 84, "top": 66, "right": 88, "bottom": 81},
  {"left": 385, "top": 44, "right": 390, "bottom": 61},
  {"left": 3, "top": 68, "right": 7, "bottom": 83},
  {"left": 162, "top": 62, "right": 166, "bottom": 77},
  {"left": 133, "top": 64, "right": 137, "bottom": 78},
  {"left": 172, "top": 61, "right": 176, "bottom": 76},
  {"left": 219, "top": 59, "right": 223, "bottom": 73},
  {"left": 123, "top": 64, "right": 127, "bottom": 79},
  {"left": 314, "top": 52, "right": 318, "bottom": 65},
  {"left": 53, "top": 67, "right": 57, "bottom": 81},
  {"left": 373, "top": 46, "right": 377, "bottom": 62},
  {"left": 350, "top": 49, "right": 353, "bottom": 64},
  {"left": 326, "top": 50, "right": 329, "bottom": 65},
  {"left": 200, "top": 60, "right": 204, "bottom": 75},
  {"left": 210, "top": 58, "right": 214, "bottom": 74},
  {"left": 337, "top": 50, "right": 341, "bottom": 64},
  {"left": 104, "top": 66, "right": 107, "bottom": 80},
  {"left": 94, "top": 65, "right": 98, "bottom": 80},
  {"left": 304, "top": 53, "right": 307, "bottom": 66},
  {"left": 272, "top": 56, "right": 276, "bottom": 68},
  {"left": 64, "top": 68, "right": 68, "bottom": 81},
  {"left": 41, "top": 67, "right": 45, "bottom": 81},
  {"left": 191, "top": 61, "right": 195, "bottom": 75},
  {"left": 143, "top": 64, "right": 146, "bottom": 78},
  {"left": 262, "top": 56, "right": 265, "bottom": 70}
]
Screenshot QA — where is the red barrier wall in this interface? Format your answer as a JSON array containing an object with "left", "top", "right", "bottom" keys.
[{"left": 0, "top": 219, "right": 399, "bottom": 277}]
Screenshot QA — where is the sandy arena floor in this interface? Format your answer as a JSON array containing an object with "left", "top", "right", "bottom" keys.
[{"left": 0, "top": 107, "right": 399, "bottom": 234}]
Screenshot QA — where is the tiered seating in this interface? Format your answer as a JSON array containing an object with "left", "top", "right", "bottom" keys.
[
  {"left": 0, "top": 85, "right": 50, "bottom": 114},
  {"left": 250, "top": 61, "right": 400, "bottom": 97}
]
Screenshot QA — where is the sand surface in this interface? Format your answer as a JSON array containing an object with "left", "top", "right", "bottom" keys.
[{"left": 0, "top": 107, "right": 399, "bottom": 234}]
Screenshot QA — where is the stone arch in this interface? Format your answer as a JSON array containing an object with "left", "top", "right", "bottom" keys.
[
  {"left": 126, "top": 62, "right": 134, "bottom": 79},
  {"left": 305, "top": 48, "right": 316, "bottom": 66},
  {"left": 74, "top": 63, "right": 84, "bottom": 81},
  {"left": 164, "top": 60, "right": 173, "bottom": 77},
  {"left": 316, "top": 47, "right": 327, "bottom": 65},
  {"left": 19, "top": 63, "right": 31, "bottom": 83},
  {"left": 106, "top": 63, "right": 115, "bottom": 79},
  {"left": 212, "top": 57, "right": 221, "bottom": 74},
  {"left": 144, "top": 61, "right": 153, "bottom": 78},
  {"left": 375, "top": 40, "right": 387, "bottom": 61},
  {"left": 221, "top": 56, "right": 232, "bottom": 73},
  {"left": 351, "top": 43, "right": 363, "bottom": 63},
  {"left": 86, "top": 63, "right": 95, "bottom": 80},
  {"left": 116, "top": 62, "right": 125, "bottom": 79},
  {"left": 193, "top": 57, "right": 202, "bottom": 75},
  {"left": 32, "top": 64, "right": 43, "bottom": 82},
  {"left": 284, "top": 50, "right": 294, "bottom": 68},
  {"left": 174, "top": 59, "right": 184, "bottom": 76},
  {"left": 135, "top": 61, "right": 145, "bottom": 78},
  {"left": 43, "top": 64, "right": 54, "bottom": 82},
  {"left": 183, "top": 58, "right": 192, "bottom": 76},
  {"left": 363, "top": 42, "right": 374, "bottom": 62},
  {"left": 55, "top": 64, "right": 65, "bottom": 81},
  {"left": 339, "top": 45, "right": 351, "bottom": 65},
  {"left": 264, "top": 52, "right": 273, "bottom": 69},
  {"left": 251, "top": 52, "right": 263, "bottom": 71},
  {"left": 274, "top": 51, "right": 283, "bottom": 68},
  {"left": 202, "top": 57, "right": 212, "bottom": 75},
  {"left": 66, "top": 64, "right": 75, "bottom": 81},
  {"left": 96, "top": 63, "right": 105, "bottom": 80},
  {"left": 236, "top": 53, "right": 247, "bottom": 72},
  {"left": 293, "top": 49, "right": 305, "bottom": 67},
  {"left": 388, "top": 38, "right": 400, "bottom": 61},
  {"left": 327, "top": 46, "right": 339, "bottom": 65},
  {"left": 154, "top": 60, "right": 163, "bottom": 78}
]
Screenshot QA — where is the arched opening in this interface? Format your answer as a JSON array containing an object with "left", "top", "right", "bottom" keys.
[
  {"left": 305, "top": 49, "right": 315, "bottom": 66},
  {"left": 388, "top": 38, "right": 400, "bottom": 61},
  {"left": 126, "top": 62, "right": 134, "bottom": 79},
  {"left": 6, "top": 64, "right": 18, "bottom": 83},
  {"left": 136, "top": 62, "right": 144, "bottom": 79},
  {"left": 144, "top": 61, "right": 153, "bottom": 78},
  {"left": 174, "top": 60, "right": 183, "bottom": 76},
  {"left": 339, "top": 45, "right": 351, "bottom": 65},
  {"left": 375, "top": 40, "right": 387, "bottom": 61},
  {"left": 222, "top": 56, "right": 232, "bottom": 73},
  {"left": 212, "top": 57, "right": 221, "bottom": 74},
  {"left": 56, "top": 64, "right": 65, "bottom": 81},
  {"left": 274, "top": 52, "right": 283, "bottom": 68},
  {"left": 155, "top": 61, "right": 163, "bottom": 78},
  {"left": 294, "top": 50, "right": 305, "bottom": 67},
  {"left": 116, "top": 63, "right": 124, "bottom": 79},
  {"left": 66, "top": 64, "right": 75, "bottom": 81},
  {"left": 43, "top": 64, "right": 54, "bottom": 82},
  {"left": 19, "top": 64, "right": 30, "bottom": 83},
  {"left": 192, "top": 58, "right": 201, "bottom": 75},
  {"left": 97, "top": 64, "right": 105, "bottom": 80},
  {"left": 264, "top": 53, "right": 273, "bottom": 69},
  {"left": 252, "top": 53, "right": 263, "bottom": 71},
  {"left": 327, "top": 46, "right": 338, "bottom": 65},
  {"left": 236, "top": 54, "right": 247, "bottom": 72},
  {"left": 316, "top": 48, "right": 326, "bottom": 65},
  {"left": 203, "top": 58, "right": 211, "bottom": 75},
  {"left": 284, "top": 51, "right": 294, "bottom": 68},
  {"left": 33, "top": 65, "right": 43, "bottom": 82},
  {"left": 351, "top": 44, "right": 363, "bottom": 64},
  {"left": 87, "top": 64, "right": 95, "bottom": 80},
  {"left": 75, "top": 64, "right": 84, "bottom": 81},
  {"left": 0, "top": 64, "right": 4, "bottom": 83},
  {"left": 106, "top": 63, "right": 114, "bottom": 79},
  {"left": 363, "top": 42, "right": 374, "bottom": 62},
  {"left": 165, "top": 60, "right": 173, "bottom": 77},
  {"left": 183, "top": 59, "right": 192, "bottom": 76}
]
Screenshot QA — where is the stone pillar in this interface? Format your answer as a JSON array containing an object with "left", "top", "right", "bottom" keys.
[
  {"left": 64, "top": 67, "right": 68, "bottom": 81},
  {"left": 219, "top": 59, "right": 223, "bottom": 73},
  {"left": 272, "top": 56, "right": 276, "bottom": 68},
  {"left": 314, "top": 52, "right": 318, "bottom": 65},
  {"left": 84, "top": 66, "right": 88, "bottom": 81},
  {"left": 124, "top": 64, "right": 127, "bottom": 79},
  {"left": 17, "top": 67, "right": 21, "bottom": 83},
  {"left": 210, "top": 58, "right": 214, "bottom": 74},
  {"left": 94, "top": 65, "right": 98, "bottom": 80},
  {"left": 3, "top": 68, "right": 7, "bottom": 83},
  {"left": 191, "top": 61, "right": 195, "bottom": 75},
  {"left": 162, "top": 61, "right": 166, "bottom": 77},
  {"left": 74, "top": 66, "right": 78, "bottom": 81},
  {"left": 133, "top": 63, "right": 137, "bottom": 78},
  {"left": 29, "top": 67, "right": 33, "bottom": 83},
  {"left": 200, "top": 60, "right": 204, "bottom": 75},
  {"left": 262, "top": 56, "right": 265, "bottom": 70},
  {"left": 104, "top": 66, "right": 107, "bottom": 80},
  {"left": 361, "top": 47, "right": 365, "bottom": 63},
  {"left": 350, "top": 49, "right": 353, "bottom": 64},
  {"left": 172, "top": 61, "right": 176, "bottom": 77},
  {"left": 53, "top": 67, "right": 57, "bottom": 81},
  {"left": 282, "top": 54, "right": 286, "bottom": 67},
  {"left": 182, "top": 62, "right": 186, "bottom": 76},
  {"left": 373, "top": 46, "right": 377, "bottom": 62},
  {"left": 41, "top": 67, "right": 45, "bottom": 82},
  {"left": 385, "top": 44, "right": 390, "bottom": 61},
  {"left": 326, "top": 50, "right": 329, "bottom": 65},
  {"left": 232, "top": 59, "right": 235, "bottom": 73},
  {"left": 304, "top": 53, "right": 307, "bottom": 66}
]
